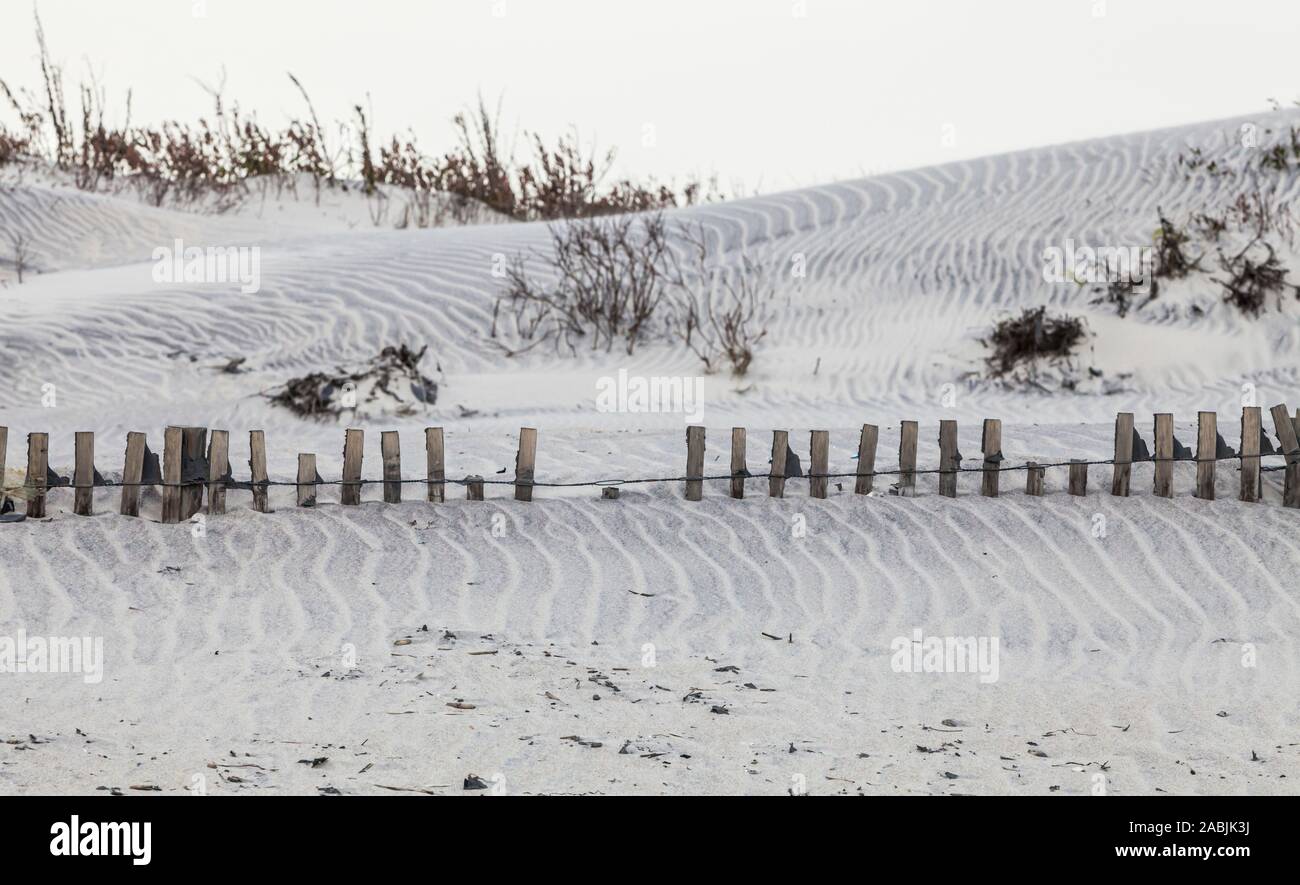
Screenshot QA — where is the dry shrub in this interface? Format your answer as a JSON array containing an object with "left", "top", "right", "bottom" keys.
[
  {"left": 497, "top": 213, "right": 674, "bottom": 355},
  {"left": 1214, "top": 240, "right": 1298, "bottom": 317},
  {"left": 984, "top": 307, "right": 1088, "bottom": 378},
  {"left": 269, "top": 345, "right": 438, "bottom": 419}
]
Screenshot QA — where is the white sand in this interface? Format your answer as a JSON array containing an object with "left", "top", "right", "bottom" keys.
[{"left": 2, "top": 111, "right": 1299, "bottom": 794}]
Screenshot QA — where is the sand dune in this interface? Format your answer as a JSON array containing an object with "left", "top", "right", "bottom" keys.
[{"left": 2, "top": 112, "right": 1300, "bottom": 794}]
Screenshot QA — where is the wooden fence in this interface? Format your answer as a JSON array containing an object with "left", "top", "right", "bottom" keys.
[{"left": 2, "top": 405, "right": 1299, "bottom": 523}]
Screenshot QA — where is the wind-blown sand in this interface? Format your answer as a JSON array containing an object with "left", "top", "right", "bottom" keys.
[{"left": 2, "top": 111, "right": 1299, "bottom": 794}]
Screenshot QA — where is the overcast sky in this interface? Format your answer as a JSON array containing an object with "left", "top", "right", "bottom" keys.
[{"left": 2, "top": 0, "right": 1297, "bottom": 193}]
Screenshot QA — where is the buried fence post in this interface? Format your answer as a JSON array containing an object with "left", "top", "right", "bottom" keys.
[
  {"left": 769, "top": 431, "right": 789, "bottom": 498},
  {"left": 1112, "top": 412, "right": 1134, "bottom": 497},
  {"left": 809, "top": 431, "right": 830, "bottom": 499},
  {"left": 981, "top": 419, "right": 1001, "bottom": 498},
  {"left": 1069, "top": 460, "right": 1088, "bottom": 497},
  {"left": 425, "top": 428, "right": 445, "bottom": 504},
  {"left": 25, "top": 432, "right": 49, "bottom": 519},
  {"left": 74, "top": 432, "right": 95, "bottom": 516},
  {"left": 207, "top": 430, "right": 229, "bottom": 515},
  {"left": 1270, "top": 404, "right": 1300, "bottom": 508},
  {"left": 1153, "top": 414, "right": 1174, "bottom": 499},
  {"left": 1195, "top": 411, "right": 1217, "bottom": 501},
  {"left": 938, "top": 420, "right": 959, "bottom": 498},
  {"left": 466, "top": 475, "right": 485, "bottom": 501},
  {"left": 1026, "top": 462, "right": 1045, "bottom": 497},
  {"left": 162, "top": 426, "right": 184, "bottom": 524},
  {"left": 297, "top": 454, "right": 318, "bottom": 507},
  {"left": 515, "top": 428, "right": 538, "bottom": 502},
  {"left": 685, "top": 426, "right": 705, "bottom": 502},
  {"left": 120, "top": 432, "right": 146, "bottom": 517},
  {"left": 341, "top": 429, "right": 364, "bottom": 506},
  {"left": 249, "top": 430, "right": 271, "bottom": 513},
  {"left": 381, "top": 431, "right": 402, "bottom": 504},
  {"left": 856, "top": 424, "right": 879, "bottom": 495},
  {"left": 1240, "top": 407, "right": 1261, "bottom": 504},
  {"left": 898, "top": 421, "right": 918, "bottom": 497},
  {"left": 181, "top": 427, "right": 207, "bottom": 519},
  {"left": 730, "top": 428, "right": 747, "bottom": 499}
]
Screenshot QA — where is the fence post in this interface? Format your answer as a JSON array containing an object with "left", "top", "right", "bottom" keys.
[
  {"left": 1240, "top": 407, "right": 1261, "bottom": 503},
  {"left": 74, "top": 431, "right": 95, "bottom": 516},
  {"left": 120, "top": 432, "right": 146, "bottom": 517},
  {"left": 1153, "top": 414, "right": 1174, "bottom": 498},
  {"left": 730, "top": 428, "right": 747, "bottom": 499},
  {"left": 249, "top": 430, "right": 271, "bottom": 513},
  {"left": 685, "top": 426, "right": 705, "bottom": 501},
  {"left": 425, "top": 428, "right": 444, "bottom": 503},
  {"left": 938, "top": 420, "right": 958, "bottom": 498},
  {"left": 1111, "top": 412, "right": 1133, "bottom": 497},
  {"left": 181, "top": 427, "right": 207, "bottom": 519},
  {"left": 1270, "top": 404, "right": 1300, "bottom": 508},
  {"left": 515, "top": 428, "right": 537, "bottom": 502},
  {"left": 980, "top": 419, "right": 1001, "bottom": 498},
  {"left": 207, "top": 430, "right": 229, "bottom": 515},
  {"left": 297, "top": 454, "right": 318, "bottom": 507},
  {"left": 1026, "top": 462, "right": 1044, "bottom": 496},
  {"left": 162, "top": 426, "right": 184, "bottom": 524},
  {"left": 769, "top": 431, "right": 788, "bottom": 498},
  {"left": 0, "top": 426, "right": 6, "bottom": 510},
  {"left": 899, "top": 421, "right": 918, "bottom": 497},
  {"left": 25, "top": 432, "right": 49, "bottom": 518},
  {"left": 809, "top": 431, "right": 829, "bottom": 499},
  {"left": 342, "top": 429, "right": 364, "bottom": 506},
  {"left": 382, "top": 431, "right": 402, "bottom": 504},
  {"left": 466, "top": 475, "right": 485, "bottom": 501},
  {"left": 855, "top": 424, "right": 878, "bottom": 495},
  {"left": 1195, "top": 411, "right": 1217, "bottom": 500},
  {"left": 1069, "top": 460, "right": 1088, "bottom": 497}
]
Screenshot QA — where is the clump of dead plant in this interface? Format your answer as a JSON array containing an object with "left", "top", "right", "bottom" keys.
[{"left": 983, "top": 307, "right": 1088, "bottom": 378}]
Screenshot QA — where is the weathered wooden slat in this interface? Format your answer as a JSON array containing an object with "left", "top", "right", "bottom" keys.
[
  {"left": 809, "top": 430, "right": 830, "bottom": 499},
  {"left": 297, "top": 454, "right": 318, "bottom": 507},
  {"left": 25, "top": 432, "right": 49, "bottom": 519},
  {"left": 249, "top": 430, "right": 270, "bottom": 513},
  {"left": 1270, "top": 404, "right": 1300, "bottom": 508},
  {"left": 1026, "top": 462, "right": 1044, "bottom": 496},
  {"left": 1195, "top": 411, "right": 1217, "bottom": 500},
  {"left": 425, "top": 428, "right": 444, "bottom": 504},
  {"left": 855, "top": 424, "right": 878, "bottom": 495},
  {"left": 161, "top": 426, "right": 184, "bottom": 524},
  {"left": 180, "top": 427, "right": 207, "bottom": 519},
  {"left": 1153, "top": 414, "right": 1174, "bottom": 499},
  {"left": 730, "top": 428, "right": 747, "bottom": 499},
  {"left": 1068, "top": 460, "right": 1088, "bottom": 497},
  {"left": 685, "top": 426, "right": 705, "bottom": 502},
  {"left": 515, "top": 427, "right": 538, "bottom": 502},
  {"left": 73, "top": 431, "right": 95, "bottom": 516},
  {"left": 381, "top": 431, "right": 402, "bottom": 504},
  {"left": 341, "top": 429, "right": 364, "bottom": 506},
  {"left": 466, "top": 475, "right": 485, "bottom": 501},
  {"left": 120, "top": 432, "right": 146, "bottom": 517},
  {"left": 980, "top": 419, "right": 1001, "bottom": 498},
  {"left": 769, "top": 431, "right": 789, "bottom": 498},
  {"left": 1111, "top": 412, "right": 1134, "bottom": 497},
  {"left": 938, "top": 420, "right": 958, "bottom": 498},
  {"left": 0, "top": 426, "right": 8, "bottom": 509},
  {"left": 1239, "top": 407, "right": 1261, "bottom": 504},
  {"left": 602, "top": 487, "right": 620, "bottom": 500},
  {"left": 898, "top": 421, "right": 918, "bottom": 497},
  {"left": 207, "top": 430, "right": 229, "bottom": 515}
]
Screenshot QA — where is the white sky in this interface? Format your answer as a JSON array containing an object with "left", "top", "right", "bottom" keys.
[{"left": 2, "top": 0, "right": 1298, "bottom": 194}]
